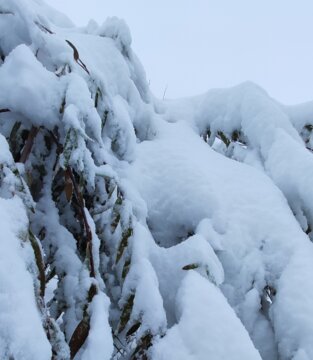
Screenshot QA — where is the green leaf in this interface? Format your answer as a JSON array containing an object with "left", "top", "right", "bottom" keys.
[
  {"left": 102, "top": 110, "right": 109, "bottom": 130},
  {"left": 95, "top": 87, "right": 102, "bottom": 108},
  {"left": 126, "top": 322, "right": 141, "bottom": 337},
  {"left": 9, "top": 121, "right": 21, "bottom": 157},
  {"left": 231, "top": 130, "right": 240, "bottom": 142},
  {"left": 182, "top": 263, "right": 199, "bottom": 271},
  {"left": 28, "top": 230, "right": 46, "bottom": 297},
  {"left": 131, "top": 333, "right": 153, "bottom": 359},
  {"left": 122, "top": 258, "right": 131, "bottom": 280},
  {"left": 111, "top": 212, "right": 121, "bottom": 233},
  {"left": 217, "top": 131, "right": 230, "bottom": 147},
  {"left": 118, "top": 294, "right": 135, "bottom": 334},
  {"left": 59, "top": 97, "right": 66, "bottom": 114},
  {"left": 63, "top": 128, "right": 78, "bottom": 168},
  {"left": 116, "top": 227, "right": 133, "bottom": 264}
]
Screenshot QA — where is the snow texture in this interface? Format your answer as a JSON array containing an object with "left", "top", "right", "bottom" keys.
[{"left": 1, "top": 1, "right": 313, "bottom": 359}]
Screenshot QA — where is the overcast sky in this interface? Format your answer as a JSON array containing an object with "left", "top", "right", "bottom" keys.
[{"left": 46, "top": 0, "right": 313, "bottom": 104}]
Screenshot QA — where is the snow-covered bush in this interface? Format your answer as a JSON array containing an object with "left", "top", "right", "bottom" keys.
[{"left": 1, "top": 1, "right": 313, "bottom": 359}]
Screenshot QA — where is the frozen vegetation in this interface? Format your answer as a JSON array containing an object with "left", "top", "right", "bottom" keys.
[{"left": 1, "top": 0, "right": 313, "bottom": 359}]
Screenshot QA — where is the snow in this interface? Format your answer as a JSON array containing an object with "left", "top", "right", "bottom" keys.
[
  {"left": 0, "top": 44, "right": 62, "bottom": 128},
  {"left": 2, "top": 0, "right": 313, "bottom": 359},
  {"left": 79, "top": 293, "right": 113, "bottom": 360},
  {"left": 64, "top": 73, "right": 102, "bottom": 142},
  {"left": 0, "top": 197, "right": 51, "bottom": 360},
  {"left": 0, "top": 133, "right": 13, "bottom": 164},
  {"left": 126, "top": 119, "right": 313, "bottom": 358},
  {"left": 98, "top": 17, "right": 132, "bottom": 51},
  {"left": 272, "top": 245, "right": 313, "bottom": 359},
  {"left": 121, "top": 254, "right": 167, "bottom": 337},
  {"left": 152, "top": 271, "right": 262, "bottom": 360},
  {"left": 34, "top": 182, "right": 91, "bottom": 341},
  {"left": 31, "top": 0, "right": 75, "bottom": 28}
]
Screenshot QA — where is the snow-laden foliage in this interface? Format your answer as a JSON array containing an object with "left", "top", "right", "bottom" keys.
[{"left": 1, "top": 1, "right": 313, "bottom": 359}]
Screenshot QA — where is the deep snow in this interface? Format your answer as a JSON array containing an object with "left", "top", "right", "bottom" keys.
[{"left": 1, "top": 1, "right": 313, "bottom": 359}]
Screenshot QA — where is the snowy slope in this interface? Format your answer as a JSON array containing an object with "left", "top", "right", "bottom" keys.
[{"left": 1, "top": 1, "right": 313, "bottom": 359}]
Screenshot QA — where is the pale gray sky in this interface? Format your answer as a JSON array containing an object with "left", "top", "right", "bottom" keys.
[{"left": 46, "top": 0, "right": 313, "bottom": 104}]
